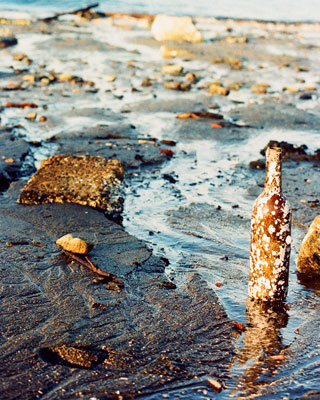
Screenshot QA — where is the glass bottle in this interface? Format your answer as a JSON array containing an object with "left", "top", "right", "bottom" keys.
[{"left": 248, "top": 146, "right": 292, "bottom": 301}]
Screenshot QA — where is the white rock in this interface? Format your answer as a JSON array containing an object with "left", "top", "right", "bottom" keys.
[{"left": 151, "top": 15, "right": 202, "bottom": 43}]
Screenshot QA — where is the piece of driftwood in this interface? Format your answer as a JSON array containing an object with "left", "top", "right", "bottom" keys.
[
  {"left": 62, "top": 249, "right": 116, "bottom": 280},
  {"left": 40, "top": 3, "right": 99, "bottom": 23}
]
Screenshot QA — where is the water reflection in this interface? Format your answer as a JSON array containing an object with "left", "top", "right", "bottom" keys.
[{"left": 231, "top": 299, "right": 289, "bottom": 398}]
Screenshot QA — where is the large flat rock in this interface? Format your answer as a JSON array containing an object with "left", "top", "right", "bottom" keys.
[
  {"left": 17, "top": 155, "right": 124, "bottom": 217},
  {"left": 0, "top": 183, "right": 234, "bottom": 399}
]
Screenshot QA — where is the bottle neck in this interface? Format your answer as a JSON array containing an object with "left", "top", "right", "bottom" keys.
[{"left": 265, "top": 147, "right": 282, "bottom": 193}]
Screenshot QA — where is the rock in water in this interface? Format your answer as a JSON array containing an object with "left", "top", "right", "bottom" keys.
[
  {"left": 151, "top": 15, "right": 202, "bottom": 43},
  {"left": 17, "top": 155, "right": 124, "bottom": 216},
  {"left": 56, "top": 233, "right": 93, "bottom": 254},
  {"left": 296, "top": 215, "right": 320, "bottom": 275}
]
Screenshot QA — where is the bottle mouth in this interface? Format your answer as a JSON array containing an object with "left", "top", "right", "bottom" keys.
[
  {"left": 266, "top": 146, "right": 282, "bottom": 159},
  {"left": 268, "top": 145, "right": 281, "bottom": 152}
]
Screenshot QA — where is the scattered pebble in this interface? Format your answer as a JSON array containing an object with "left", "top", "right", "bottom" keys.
[
  {"left": 25, "top": 112, "right": 37, "bottom": 121},
  {"left": 161, "top": 64, "right": 183, "bottom": 75},
  {"left": 208, "top": 83, "right": 229, "bottom": 96},
  {"left": 208, "top": 378, "right": 222, "bottom": 392}
]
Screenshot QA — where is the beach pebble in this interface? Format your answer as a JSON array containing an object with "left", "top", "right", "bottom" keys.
[
  {"left": 105, "top": 75, "right": 117, "bottom": 82},
  {"left": 251, "top": 83, "right": 268, "bottom": 94},
  {"left": 56, "top": 233, "right": 93, "bottom": 255},
  {"left": 25, "top": 112, "right": 37, "bottom": 121},
  {"left": 208, "top": 83, "right": 229, "bottom": 96},
  {"left": 296, "top": 215, "right": 320, "bottom": 275},
  {"left": 208, "top": 378, "right": 222, "bottom": 392},
  {"left": 225, "top": 35, "right": 247, "bottom": 44},
  {"left": 161, "top": 64, "right": 183, "bottom": 75},
  {"left": 151, "top": 15, "right": 202, "bottom": 43},
  {"left": 141, "top": 77, "right": 153, "bottom": 87},
  {"left": 283, "top": 86, "right": 300, "bottom": 93},
  {"left": 22, "top": 74, "right": 36, "bottom": 83}
]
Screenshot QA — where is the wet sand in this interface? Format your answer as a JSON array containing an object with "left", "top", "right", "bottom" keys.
[{"left": 1, "top": 10, "right": 320, "bottom": 399}]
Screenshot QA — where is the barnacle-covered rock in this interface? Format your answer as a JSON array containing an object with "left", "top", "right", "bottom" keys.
[{"left": 17, "top": 155, "right": 124, "bottom": 217}]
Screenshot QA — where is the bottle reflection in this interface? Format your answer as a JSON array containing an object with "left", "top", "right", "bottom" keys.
[{"left": 231, "top": 299, "right": 289, "bottom": 397}]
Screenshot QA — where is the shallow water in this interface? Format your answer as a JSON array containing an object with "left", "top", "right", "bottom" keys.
[
  {"left": 1, "top": 0, "right": 320, "bottom": 22},
  {"left": 122, "top": 120, "right": 320, "bottom": 398}
]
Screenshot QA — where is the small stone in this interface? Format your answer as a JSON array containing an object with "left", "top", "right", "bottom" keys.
[
  {"left": 13, "top": 53, "right": 26, "bottom": 61},
  {"left": 56, "top": 234, "right": 93, "bottom": 255},
  {"left": 161, "top": 64, "right": 183, "bottom": 75},
  {"left": 249, "top": 159, "right": 265, "bottom": 169},
  {"left": 225, "top": 36, "right": 247, "bottom": 44},
  {"left": 22, "top": 74, "right": 36, "bottom": 83},
  {"left": 296, "top": 215, "right": 320, "bottom": 275},
  {"left": 208, "top": 378, "right": 222, "bottom": 392},
  {"left": 164, "top": 81, "right": 191, "bottom": 91},
  {"left": 151, "top": 15, "right": 202, "bottom": 43},
  {"left": 185, "top": 72, "right": 199, "bottom": 82},
  {"left": 294, "top": 66, "right": 308, "bottom": 72},
  {"left": 141, "top": 77, "right": 152, "bottom": 87},
  {"left": 58, "top": 73, "right": 73, "bottom": 82},
  {"left": 105, "top": 75, "right": 117, "bottom": 82},
  {"left": 283, "top": 86, "right": 300, "bottom": 93},
  {"left": 50, "top": 345, "right": 98, "bottom": 368},
  {"left": 25, "top": 112, "right": 37, "bottom": 121},
  {"left": 251, "top": 84, "right": 268, "bottom": 94},
  {"left": 303, "top": 86, "right": 316, "bottom": 91},
  {"left": 41, "top": 77, "right": 50, "bottom": 85},
  {"left": 228, "top": 82, "right": 242, "bottom": 91},
  {"left": 208, "top": 83, "right": 229, "bottom": 96},
  {"left": 159, "top": 281, "right": 177, "bottom": 289}
]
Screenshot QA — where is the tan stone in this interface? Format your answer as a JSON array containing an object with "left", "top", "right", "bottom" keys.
[
  {"left": 283, "top": 86, "right": 300, "bottom": 93},
  {"left": 296, "top": 215, "right": 320, "bottom": 275},
  {"left": 25, "top": 112, "right": 37, "bottom": 121},
  {"left": 58, "top": 73, "right": 73, "bottom": 82},
  {"left": 161, "top": 64, "right": 183, "bottom": 75},
  {"left": 208, "top": 83, "right": 229, "bottom": 96},
  {"left": 56, "top": 234, "right": 93, "bottom": 254},
  {"left": 225, "top": 35, "right": 247, "bottom": 44},
  {"left": 105, "top": 75, "right": 117, "bottom": 82},
  {"left": 251, "top": 84, "right": 268, "bottom": 94},
  {"left": 17, "top": 155, "right": 124, "bottom": 214},
  {"left": 151, "top": 15, "right": 202, "bottom": 43},
  {"left": 22, "top": 74, "right": 35, "bottom": 82}
]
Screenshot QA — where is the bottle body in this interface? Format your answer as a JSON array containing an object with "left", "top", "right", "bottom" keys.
[{"left": 248, "top": 147, "right": 292, "bottom": 301}]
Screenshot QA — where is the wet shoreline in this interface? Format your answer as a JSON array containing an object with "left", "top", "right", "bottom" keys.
[{"left": 1, "top": 10, "right": 320, "bottom": 399}]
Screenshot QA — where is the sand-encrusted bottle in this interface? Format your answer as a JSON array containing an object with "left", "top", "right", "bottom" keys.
[{"left": 248, "top": 146, "right": 292, "bottom": 301}]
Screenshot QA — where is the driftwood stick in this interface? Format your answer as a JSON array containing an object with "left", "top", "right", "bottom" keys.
[
  {"left": 61, "top": 249, "right": 116, "bottom": 280},
  {"left": 40, "top": 3, "right": 99, "bottom": 23}
]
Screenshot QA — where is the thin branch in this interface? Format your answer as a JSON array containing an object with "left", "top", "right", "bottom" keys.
[{"left": 61, "top": 249, "right": 116, "bottom": 280}]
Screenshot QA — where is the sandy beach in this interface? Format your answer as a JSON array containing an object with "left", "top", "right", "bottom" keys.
[{"left": 1, "top": 8, "right": 320, "bottom": 399}]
